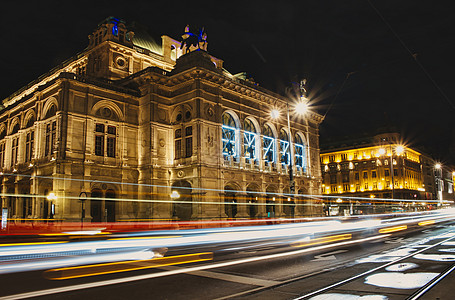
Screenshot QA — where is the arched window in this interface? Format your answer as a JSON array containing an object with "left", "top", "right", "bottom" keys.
[
  {"left": 243, "top": 118, "right": 257, "bottom": 160},
  {"left": 222, "top": 112, "right": 237, "bottom": 158},
  {"left": 295, "top": 134, "right": 306, "bottom": 172},
  {"left": 263, "top": 124, "right": 275, "bottom": 163},
  {"left": 279, "top": 128, "right": 290, "bottom": 165}
]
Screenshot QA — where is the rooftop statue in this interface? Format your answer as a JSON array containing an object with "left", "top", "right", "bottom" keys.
[{"left": 180, "top": 25, "right": 208, "bottom": 54}]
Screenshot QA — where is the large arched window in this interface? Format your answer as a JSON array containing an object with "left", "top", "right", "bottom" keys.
[
  {"left": 295, "top": 134, "right": 306, "bottom": 172},
  {"left": 243, "top": 118, "right": 257, "bottom": 160},
  {"left": 262, "top": 124, "right": 275, "bottom": 163},
  {"left": 279, "top": 128, "right": 290, "bottom": 165},
  {"left": 222, "top": 112, "right": 237, "bottom": 158}
]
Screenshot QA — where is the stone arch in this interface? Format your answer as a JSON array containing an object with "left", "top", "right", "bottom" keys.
[
  {"left": 0, "top": 123, "right": 7, "bottom": 139},
  {"left": 265, "top": 185, "right": 278, "bottom": 218},
  {"left": 89, "top": 182, "right": 119, "bottom": 222},
  {"left": 9, "top": 117, "right": 20, "bottom": 135},
  {"left": 23, "top": 110, "right": 36, "bottom": 129},
  {"left": 171, "top": 103, "right": 192, "bottom": 124},
  {"left": 91, "top": 100, "right": 124, "bottom": 122},
  {"left": 171, "top": 180, "right": 192, "bottom": 221},
  {"left": 42, "top": 97, "right": 58, "bottom": 120},
  {"left": 244, "top": 116, "right": 260, "bottom": 135},
  {"left": 246, "top": 183, "right": 260, "bottom": 218},
  {"left": 222, "top": 110, "right": 241, "bottom": 129},
  {"left": 224, "top": 183, "right": 240, "bottom": 219},
  {"left": 262, "top": 122, "right": 278, "bottom": 139}
]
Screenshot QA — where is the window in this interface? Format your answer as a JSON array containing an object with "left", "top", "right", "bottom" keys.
[
  {"left": 263, "top": 124, "right": 275, "bottom": 163},
  {"left": 45, "top": 121, "right": 56, "bottom": 156},
  {"left": 393, "top": 169, "right": 398, "bottom": 176},
  {"left": 372, "top": 171, "right": 377, "bottom": 178},
  {"left": 95, "top": 124, "right": 104, "bottom": 156},
  {"left": 329, "top": 155, "right": 335, "bottom": 162},
  {"left": 25, "top": 131, "right": 34, "bottom": 162},
  {"left": 330, "top": 174, "right": 337, "bottom": 184},
  {"left": 243, "top": 119, "right": 256, "bottom": 160},
  {"left": 331, "top": 185, "right": 338, "bottom": 193},
  {"left": 364, "top": 183, "right": 369, "bottom": 190},
  {"left": 185, "top": 126, "right": 192, "bottom": 158},
  {"left": 384, "top": 159, "right": 389, "bottom": 166},
  {"left": 94, "top": 123, "right": 117, "bottom": 157},
  {"left": 363, "top": 171, "right": 368, "bottom": 179},
  {"left": 385, "top": 169, "right": 390, "bottom": 177},
  {"left": 295, "top": 134, "right": 305, "bottom": 171},
  {"left": 0, "top": 142, "right": 5, "bottom": 168},
  {"left": 279, "top": 128, "right": 290, "bottom": 165},
  {"left": 342, "top": 173, "right": 349, "bottom": 183},
  {"left": 11, "top": 137, "right": 18, "bottom": 166},
  {"left": 343, "top": 184, "right": 350, "bottom": 192},
  {"left": 107, "top": 126, "right": 116, "bottom": 157},
  {"left": 175, "top": 129, "right": 182, "bottom": 159},
  {"left": 354, "top": 172, "right": 359, "bottom": 180},
  {"left": 373, "top": 182, "right": 378, "bottom": 189},
  {"left": 222, "top": 113, "right": 237, "bottom": 157}
]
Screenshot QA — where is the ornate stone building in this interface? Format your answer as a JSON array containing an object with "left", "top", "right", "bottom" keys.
[{"left": 0, "top": 17, "right": 323, "bottom": 222}]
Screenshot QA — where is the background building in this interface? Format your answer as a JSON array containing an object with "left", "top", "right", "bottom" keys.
[
  {"left": 0, "top": 17, "right": 324, "bottom": 222},
  {"left": 320, "top": 132, "right": 452, "bottom": 215}
]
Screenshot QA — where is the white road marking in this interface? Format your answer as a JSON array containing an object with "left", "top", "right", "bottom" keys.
[
  {"left": 160, "top": 265, "right": 280, "bottom": 286},
  {"left": 311, "top": 250, "right": 348, "bottom": 262}
]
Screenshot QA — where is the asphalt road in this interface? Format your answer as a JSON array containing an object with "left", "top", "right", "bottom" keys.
[{"left": 1, "top": 221, "right": 454, "bottom": 300}]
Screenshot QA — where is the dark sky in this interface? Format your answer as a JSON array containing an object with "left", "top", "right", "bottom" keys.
[{"left": 2, "top": 0, "right": 455, "bottom": 163}]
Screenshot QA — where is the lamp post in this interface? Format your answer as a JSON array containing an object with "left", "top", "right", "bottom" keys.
[
  {"left": 79, "top": 192, "right": 87, "bottom": 225},
  {"left": 271, "top": 84, "right": 308, "bottom": 196},
  {"left": 434, "top": 163, "right": 442, "bottom": 206},
  {"left": 46, "top": 192, "right": 57, "bottom": 219}
]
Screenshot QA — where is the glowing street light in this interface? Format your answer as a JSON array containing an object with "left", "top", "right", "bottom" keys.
[{"left": 170, "top": 190, "right": 181, "bottom": 199}]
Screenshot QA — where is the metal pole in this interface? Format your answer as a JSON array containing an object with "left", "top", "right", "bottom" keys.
[
  {"left": 390, "top": 144, "right": 395, "bottom": 199},
  {"left": 286, "top": 103, "right": 295, "bottom": 194}
]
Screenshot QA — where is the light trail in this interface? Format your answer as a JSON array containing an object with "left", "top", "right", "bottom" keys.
[{"left": 0, "top": 235, "right": 388, "bottom": 300}]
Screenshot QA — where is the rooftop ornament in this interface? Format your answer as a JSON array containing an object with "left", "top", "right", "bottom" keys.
[{"left": 180, "top": 25, "right": 208, "bottom": 54}]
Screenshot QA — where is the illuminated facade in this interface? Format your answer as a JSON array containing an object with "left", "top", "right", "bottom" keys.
[
  {"left": 0, "top": 17, "right": 323, "bottom": 222},
  {"left": 320, "top": 133, "right": 437, "bottom": 214}
]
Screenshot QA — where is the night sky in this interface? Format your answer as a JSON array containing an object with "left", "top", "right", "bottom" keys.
[{"left": 2, "top": 0, "right": 455, "bottom": 164}]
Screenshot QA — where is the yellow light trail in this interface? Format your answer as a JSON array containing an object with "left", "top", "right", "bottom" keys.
[
  {"left": 291, "top": 234, "right": 352, "bottom": 248},
  {"left": 108, "top": 236, "right": 181, "bottom": 240},
  {"left": 378, "top": 225, "right": 407, "bottom": 234},
  {"left": 0, "top": 241, "right": 68, "bottom": 247},
  {"left": 44, "top": 252, "right": 213, "bottom": 280},
  {"left": 418, "top": 220, "right": 435, "bottom": 226}
]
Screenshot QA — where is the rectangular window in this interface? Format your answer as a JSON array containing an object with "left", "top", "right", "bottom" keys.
[
  {"left": 372, "top": 171, "right": 377, "bottom": 178},
  {"left": 385, "top": 169, "right": 390, "bottom": 177},
  {"left": 364, "top": 183, "right": 369, "bottom": 190},
  {"left": 185, "top": 137, "right": 192, "bottom": 157},
  {"left": 175, "top": 139, "right": 182, "bottom": 159},
  {"left": 185, "top": 126, "right": 192, "bottom": 158},
  {"left": 355, "top": 172, "right": 359, "bottom": 180},
  {"left": 394, "top": 169, "right": 398, "bottom": 176},
  {"left": 341, "top": 153, "right": 347, "bottom": 161},
  {"left": 363, "top": 171, "right": 368, "bottom": 179},
  {"left": 95, "top": 135, "right": 104, "bottom": 156},
  {"left": 329, "top": 155, "right": 335, "bottom": 162},
  {"left": 0, "top": 143, "right": 4, "bottom": 168},
  {"left": 25, "top": 131, "right": 34, "bottom": 162},
  {"left": 342, "top": 173, "right": 349, "bottom": 183},
  {"left": 373, "top": 182, "right": 378, "bottom": 189},
  {"left": 11, "top": 137, "right": 18, "bottom": 166},
  {"left": 343, "top": 184, "right": 350, "bottom": 192},
  {"left": 107, "top": 137, "right": 116, "bottom": 157},
  {"left": 330, "top": 174, "right": 337, "bottom": 184}
]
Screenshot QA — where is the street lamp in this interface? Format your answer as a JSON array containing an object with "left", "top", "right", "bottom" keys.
[
  {"left": 434, "top": 163, "right": 443, "bottom": 205},
  {"left": 271, "top": 87, "right": 309, "bottom": 195},
  {"left": 79, "top": 192, "right": 87, "bottom": 225},
  {"left": 46, "top": 192, "right": 57, "bottom": 219}
]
